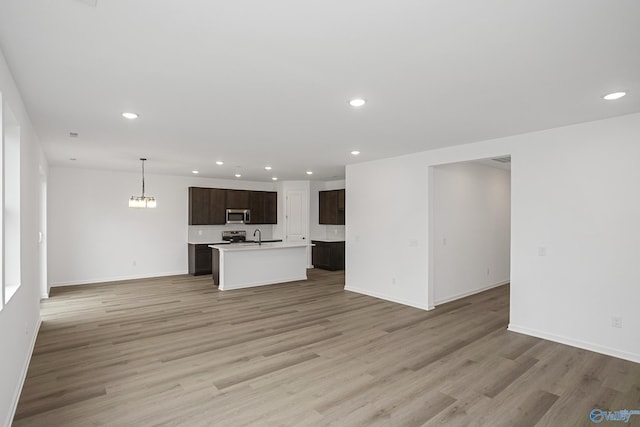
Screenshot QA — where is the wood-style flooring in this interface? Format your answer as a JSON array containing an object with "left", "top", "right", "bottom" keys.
[{"left": 14, "top": 269, "right": 640, "bottom": 426}]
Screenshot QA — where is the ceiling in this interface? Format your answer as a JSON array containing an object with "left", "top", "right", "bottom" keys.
[{"left": 0, "top": 0, "right": 638, "bottom": 181}]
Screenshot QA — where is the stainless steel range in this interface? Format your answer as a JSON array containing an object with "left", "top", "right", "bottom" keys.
[{"left": 222, "top": 230, "right": 247, "bottom": 243}]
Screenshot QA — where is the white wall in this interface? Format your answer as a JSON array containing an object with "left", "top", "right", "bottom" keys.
[
  {"left": 0, "top": 48, "right": 47, "bottom": 427},
  {"left": 509, "top": 116, "right": 640, "bottom": 363},
  {"left": 433, "top": 162, "right": 511, "bottom": 304},
  {"left": 346, "top": 113, "right": 640, "bottom": 363},
  {"left": 48, "top": 168, "right": 276, "bottom": 286},
  {"left": 346, "top": 155, "right": 430, "bottom": 309}
]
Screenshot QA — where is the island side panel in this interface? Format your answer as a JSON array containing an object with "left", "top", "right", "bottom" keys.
[{"left": 220, "top": 246, "right": 307, "bottom": 290}]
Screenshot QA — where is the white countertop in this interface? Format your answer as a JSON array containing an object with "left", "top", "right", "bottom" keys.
[
  {"left": 209, "top": 242, "right": 312, "bottom": 252},
  {"left": 189, "top": 240, "right": 282, "bottom": 245}
]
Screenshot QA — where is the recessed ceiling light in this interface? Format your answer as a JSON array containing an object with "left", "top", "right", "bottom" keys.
[
  {"left": 306, "top": 171, "right": 313, "bottom": 175},
  {"left": 603, "top": 91, "right": 627, "bottom": 100},
  {"left": 264, "top": 166, "right": 272, "bottom": 170},
  {"left": 349, "top": 98, "right": 366, "bottom": 107},
  {"left": 272, "top": 177, "right": 278, "bottom": 181},
  {"left": 192, "top": 170, "right": 199, "bottom": 174},
  {"left": 351, "top": 150, "right": 360, "bottom": 155},
  {"left": 122, "top": 112, "right": 139, "bottom": 119},
  {"left": 235, "top": 173, "right": 241, "bottom": 178},
  {"left": 216, "top": 161, "right": 224, "bottom": 165}
]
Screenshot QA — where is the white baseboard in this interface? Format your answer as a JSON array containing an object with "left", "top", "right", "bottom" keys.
[
  {"left": 6, "top": 318, "right": 41, "bottom": 427},
  {"left": 344, "top": 286, "right": 432, "bottom": 311},
  {"left": 49, "top": 270, "right": 188, "bottom": 287},
  {"left": 434, "top": 280, "right": 509, "bottom": 306},
  {"left": 508, "top": 324, "right": 640, "bottom": 364}
]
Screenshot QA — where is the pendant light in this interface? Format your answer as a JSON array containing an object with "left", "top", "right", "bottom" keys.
[{"left": 129, "top": 158, "right": 157, "bottom": 208}]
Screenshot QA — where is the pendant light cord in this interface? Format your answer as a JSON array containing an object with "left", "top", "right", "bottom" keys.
[{"left": 141, "top": 159, "right": 145, "bottom": 197}]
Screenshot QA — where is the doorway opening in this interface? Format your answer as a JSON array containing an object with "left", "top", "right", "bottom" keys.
[
  {"left": 430, "top": 156, "right": 511, "bottom": 306},
  {"left": 40, "top": 171, "right": 48, "bottom": 299}
]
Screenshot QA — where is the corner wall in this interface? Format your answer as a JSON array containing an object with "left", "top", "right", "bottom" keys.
[
  {"left": 0, "top": 48, "right": 46, "bottom": 427},
  {"left": 346, "top": 113, "right": 640, "bottom": 362}
]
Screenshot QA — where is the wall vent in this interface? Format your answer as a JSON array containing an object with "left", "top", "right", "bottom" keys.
[
  {"left": 75, "top": 0, "right": 98, "bottom": 7},
  {"left": 491, "top": 156, "right": 511, "bottom": 164}
]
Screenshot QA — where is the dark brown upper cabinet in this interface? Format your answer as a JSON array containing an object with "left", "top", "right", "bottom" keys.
[
  {"left": 226, "top": 189, "right": 250, "bottom": 209},
  {"left": 319, "top": 189, "right": 345, "bottom": 225},
  {"left": 210, "top": 188, "right": 227, "bottom": 224},
  {"left": 189, "top": 187, "right": 277, "bottom": 225},
  {"left": 189, "top": 187, "right": 210, "bottom": 225},
  {"left": 249, "top": 191, "right": 277, "bottom": 224},
  {"left": 189, "top": 187, "right": 227, "bottom": 225}
]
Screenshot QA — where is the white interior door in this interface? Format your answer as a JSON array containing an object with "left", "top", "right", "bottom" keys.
[{"left": 286, "top": 190, "right": 307, "bottom": 243}]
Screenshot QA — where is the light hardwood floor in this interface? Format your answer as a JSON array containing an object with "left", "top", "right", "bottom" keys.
[{"left": 14, "top": 269, "right": 640, "bottom": 426}]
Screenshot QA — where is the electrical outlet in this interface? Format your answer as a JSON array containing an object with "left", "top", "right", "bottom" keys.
[{"left": 611, "top": 316, "right": 623, "bottom": 328}]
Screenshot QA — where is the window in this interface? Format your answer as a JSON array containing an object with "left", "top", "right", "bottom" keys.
[
  {"left": 0, "top": 92, "right": 2, "bottom": 311},
  {"left": 2, "top": 97, "right": 21, "bottom": 306}
]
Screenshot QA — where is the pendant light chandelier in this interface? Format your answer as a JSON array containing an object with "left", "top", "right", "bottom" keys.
[{"left": 129, "top": 158, "right": 157, "bottom": 208}]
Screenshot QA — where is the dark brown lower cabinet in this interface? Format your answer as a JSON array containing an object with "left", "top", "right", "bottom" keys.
[
  {"left": 311, "top": 240, "right": 345, "bottom": 271},
  {"left": 188, "top": 244, "right": 212, "bottom": 275}
]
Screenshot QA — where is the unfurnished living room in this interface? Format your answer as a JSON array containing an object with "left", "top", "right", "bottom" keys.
[{"left": 1, "top": 1, "right": 640, "bottom": 426}]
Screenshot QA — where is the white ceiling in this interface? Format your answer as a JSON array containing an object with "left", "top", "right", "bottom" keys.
[{"left": 0, "top": 0, "right": 638, "bottom": 181}]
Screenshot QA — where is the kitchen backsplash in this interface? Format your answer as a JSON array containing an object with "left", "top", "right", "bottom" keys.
[
  {"left": 189, "top": 224, "right": 344, "bottom": 243},
  {"left": 311, "top": 225, "right": 345, "bottom": 241},
  {"left": 188, "top": 225, "right": 276, "bottom": 244}
]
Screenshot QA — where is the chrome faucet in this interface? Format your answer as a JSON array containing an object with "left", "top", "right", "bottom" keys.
[{"left": 253, "top": 228, "right": 262, "bottom": 245}]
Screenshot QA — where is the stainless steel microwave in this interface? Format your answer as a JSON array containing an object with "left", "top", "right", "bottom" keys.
[{"left": 226, "top": 209, "right": 250, "bottom": 224}]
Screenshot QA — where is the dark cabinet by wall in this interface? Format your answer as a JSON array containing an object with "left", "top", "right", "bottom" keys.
[
  {"left": 189, "top": 187, "right": 226, "bottom": 225},
  {"left": 319, "top": 189, "right": 345, "bottom": 225},
  {"left": 249, "top": 191, "right": 277, "bottom": 224},
  {"left": 189, "top": 187, "right": 212, "bottom": 225},
  {"left": 312, "top": 240, "right": 345, "bottom": 271},
  {"left": 189, "top": 187, "right": 277, "bottom": 225},
  {"left": 188, "top": 244, "right": 213, "bottom": 275},
  {"left": 189, "top": 187, "right": 210, "bottom": 225}
]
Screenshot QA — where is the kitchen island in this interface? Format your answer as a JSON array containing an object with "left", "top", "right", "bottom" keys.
[{"left": 209, "top": 242, "right": 311, "bottom": 290}]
